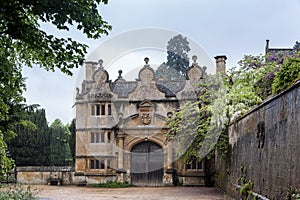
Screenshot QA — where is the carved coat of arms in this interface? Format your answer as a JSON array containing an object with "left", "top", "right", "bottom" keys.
[{"left": 140, "top": 113, "right": 151, "bottom": 125}]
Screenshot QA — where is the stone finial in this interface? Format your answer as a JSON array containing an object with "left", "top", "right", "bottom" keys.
[
  {"left": 192, "top": 55, "right": 198, "bottom": 63},
  {"left": 144, "top": 57, "right": 149, "bottom": 65},
  {"left": 98, "top": 59, "right": 103, "bottom": 68},
  {"left": 114, "top": 69, "right": 126, "bottom": 83},
  {"left": 118, "top": 70, "right": 123, "bottom": 78}
]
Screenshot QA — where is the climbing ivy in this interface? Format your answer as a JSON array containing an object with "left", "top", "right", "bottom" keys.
[
  {"left": 272, "top": 54, "right": 300, "bottom": 94},
  {"left": 238, "top": 164, "right": 256, "bottom": 200},
  {"left": 167, "top": 52, "right": 300, "bottom": 162}
]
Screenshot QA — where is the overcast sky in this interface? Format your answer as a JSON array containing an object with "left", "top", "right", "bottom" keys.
[{"left": 23, "top": 0, "right": 300, "bottom": 124}]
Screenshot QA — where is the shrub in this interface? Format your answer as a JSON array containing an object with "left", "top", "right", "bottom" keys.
[
  {"left": 0, "top": 185, "right": 38, "bottom": 200},
  {"left": 272, "top": 57, "right": 300, "bottom": 94},
  {"left": 91, "top": 181, "right": 132, "bottom": 188}
]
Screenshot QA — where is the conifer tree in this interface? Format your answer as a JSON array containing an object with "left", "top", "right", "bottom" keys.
[{"left": 8, "top": 109, "right": 50, "bottom": 166}]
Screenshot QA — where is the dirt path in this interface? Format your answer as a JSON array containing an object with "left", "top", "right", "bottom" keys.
[{"left": 36, "top": 185, "right": 233, "bottom": 200}]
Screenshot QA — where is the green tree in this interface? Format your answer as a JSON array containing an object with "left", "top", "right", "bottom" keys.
[
  {"left": 272, "top": 56, "right": 300, "bottom": 94},
  {"left": 155, "top": 34, "right": 191, "bottom": 80},
  {"left": 8, "top": 109, "right": 51, "bottom": 166},
  {"left": 167, "top": 75, "right": 229, "bottom": 162},
  {"left": 0, "top": 0, "right": 111, "bottom": 177},
  {"left": 1, "top": 0, "right": 111, "bottom": 75},
  {"left": 68, "top": 119, "right": 76, "bottom": 165},
  {"left": 50, "top": 119, "right": 71, "bottom": 166},
  {"left": 166, "top": 34, "right": 191, "bottom": 79},
  {"left": 155, "top": 62, "right": 182, "bottom": 80},
  {"left": 0, "top": 62, "right": 26, "bottom": 177}
]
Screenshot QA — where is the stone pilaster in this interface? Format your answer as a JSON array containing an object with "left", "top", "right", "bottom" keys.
[{"left": 116, "top": 132, "right": 126, "bottom": 183}]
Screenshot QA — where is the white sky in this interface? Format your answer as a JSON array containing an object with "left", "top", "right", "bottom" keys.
[{"left": 23, "top": 0, "right": 300, "bottom": 124}]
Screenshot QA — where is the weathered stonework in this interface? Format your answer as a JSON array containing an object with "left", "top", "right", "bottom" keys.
[
  {"left": 74, "top": 56, "right": 223, "bottom": 186},
  {"left": 16, "top": 166, "right": 73, "bottom": 185},
  {"left": 215, "top": 81, "right": 300, "bottom": 199}
]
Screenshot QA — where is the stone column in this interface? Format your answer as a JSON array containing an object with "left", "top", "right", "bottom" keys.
[
  {"left": 118, "top": 135, "right": 124, "bottom": 169},
  {"left": 116, "top": 133, "right": 126, "bottom": 183},
  {"left": 165, "top": 143, "right": 175, "bottom": 186},
  {"left": 167, "top": 144, "right": 173, "bottom": 169},
  {"left": 214, "top": 55, "right": 227, "bottom": 74}
]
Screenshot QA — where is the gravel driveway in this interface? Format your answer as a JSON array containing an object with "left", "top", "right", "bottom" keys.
[{"left": 37, "top": 185, "right": 233, "bottom": 200}]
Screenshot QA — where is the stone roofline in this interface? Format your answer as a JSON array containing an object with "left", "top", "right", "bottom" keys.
[
  {"left": 265, "top": 39, "right": 293, "bottom": 55},
  {"left": 75, "top": 55, "right": 227, "bottom": 101},
  {"left": 83, "top": 55, "right": 227, "bottom": 81}
]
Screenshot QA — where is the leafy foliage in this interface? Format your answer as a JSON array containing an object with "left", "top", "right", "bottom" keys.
[
  {"left": 166, "top": 52, "right": 300, "bottom": 162},
  {"left": 50, "top": 119, "right": 72, "bottom": 166},
  {"left": 155, "top": 62, "right": 182, "bottom": 80},
  {"left": 238, "top": 164, "right": 255, "bottom": 200},
  {"left": 91, "top": 181, "right": 133, "bottom": 188},
  {"left": 0, "top": 71, "right": 37, "bottom": 178},
  {"left": 286, "top": 187, "right": 300, "bottom": 200},
  {"left": 167, "top": 74, "right": 229, "bottom": 162},
  {"left": 68, "top": 119, "right": 76, "bottom": 165},
  {"left": 7, "top": 113, "right": 73, "bottom": 167},
  {"left": 0, "top": 185, "right": 38, "bottom": 200},
  {"left": 272, "top": 55, "right": 300, "bottom": 94},
  {"left": 0, "top": 50, "right": 26, "bottom": 177},
  {"left": 8, "top": 109, "right": 50, "bottom": 166},
  {"left": 0, "top": 0, "right": 111, "bottom": 75},
  {"left": 0, "top": 0, "right": 111, "bottom": 180},
  {"left": 0, "top": 134, "right": 15, "bottom": 182}
]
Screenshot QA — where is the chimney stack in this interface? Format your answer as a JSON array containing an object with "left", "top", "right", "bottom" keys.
[
  {"left": 265, "top": 39, "right": 270, "bottom": 55},
  {"left": 214, "top": 55, "right": 227, "bottom": 74}
]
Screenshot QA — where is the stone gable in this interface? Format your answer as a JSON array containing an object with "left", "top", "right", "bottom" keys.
[{"left": 74, "top": 55, "right": 225, "bottom": 186}]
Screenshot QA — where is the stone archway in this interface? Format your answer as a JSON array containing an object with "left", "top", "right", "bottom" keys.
[{"left": 131, "top": 141, "right": 164, "bottom": 186}]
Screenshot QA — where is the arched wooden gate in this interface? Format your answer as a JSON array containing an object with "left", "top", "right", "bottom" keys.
[{"left": 131, "top": 141, "right": 164, "bottom": 186}]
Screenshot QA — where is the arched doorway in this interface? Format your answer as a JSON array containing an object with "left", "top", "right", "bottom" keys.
[{"left": 131, "top": 141, "right": 164, "bottom": 186}]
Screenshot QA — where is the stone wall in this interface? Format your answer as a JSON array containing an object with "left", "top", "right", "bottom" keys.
[
  {"left": 216, "top": 81, "right": 300, "bottom": 199},
  {"left": 16, "top": 166, "right": 74, "bottom": 185}
]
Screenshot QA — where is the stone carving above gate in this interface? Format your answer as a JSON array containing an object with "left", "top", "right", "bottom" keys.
[
  {"left": 138, "top": 100, "right": 154, "bottom": 126},
  {"left": 140, "top": 113, "right": 151, "bottom": 125}
]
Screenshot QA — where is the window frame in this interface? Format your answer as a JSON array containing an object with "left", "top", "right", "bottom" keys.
[
  {"left": 89, "top": 158, "right": 112, "bottom": 170},
  {"left": 91, "top": 103, "right": 108, "bottom": 116},
  {"left": 108, "top": 104, "right": 112, "bottom": 116},
  {"left": 90, "top": 132, "right": 106, "bottom": 143},
  {"left": 107, "top": 131, "right": 111, "bottom": 143},
  {"left": 186, "top": 158, "right": 203, "bottom": 170}
]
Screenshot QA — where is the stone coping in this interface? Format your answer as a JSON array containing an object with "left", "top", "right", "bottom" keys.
[{"left": 17, "top": 166, "right": 73, "bottom": 172}]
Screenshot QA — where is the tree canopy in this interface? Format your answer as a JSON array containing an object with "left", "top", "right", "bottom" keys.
[
  {"left": 68, "top": 119, "right": 76, "bottom": 165},
  {"left": 1, "top": 0, "right": 111, "bottom": 75},
  {"left": 155, "top": 34, "right": 190, "bottom": 80},
  {"left": 50, "top": 119, "right": 72, "bottom": 166},
  {"left": 0, "top": 0, "right": 111, "bottom": 178},
  {"left": 8, "top": 112, "right": 74, "bottom": 167},
  {"left": 8, "top": 109, "right": 50, "bottom": 166}
]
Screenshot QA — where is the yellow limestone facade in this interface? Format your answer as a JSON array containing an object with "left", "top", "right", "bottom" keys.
[{"left": 74, "top": 56, "right": 226, "bottom": 186}]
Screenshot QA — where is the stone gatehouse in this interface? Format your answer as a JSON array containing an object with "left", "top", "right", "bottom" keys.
[{"left": 74, "top": 56, "right": 226, "bottom": 186}]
